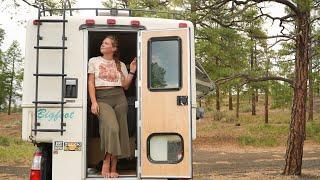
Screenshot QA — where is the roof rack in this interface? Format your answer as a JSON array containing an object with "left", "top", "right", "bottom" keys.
[{"left": 32, "top": 0, "right": 185, "bottom": 19}]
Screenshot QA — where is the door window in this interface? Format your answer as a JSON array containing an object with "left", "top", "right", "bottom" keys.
[
  {"left": 147, "top": 133, "right": 184, "bottom": 164},
  {"left": 148, "top": 37, "right": 182, "bottom": 91}
]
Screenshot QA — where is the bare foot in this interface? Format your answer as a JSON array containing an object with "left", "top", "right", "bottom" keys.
[
  {"left": 110, "top": 155, "right": 119, "bottom": 178},
  {"left": 110, "top": 172, "right": 119, "bottom": 178},
  {"left": 101, "top": 159, "right": 110, "bottom": 178}
]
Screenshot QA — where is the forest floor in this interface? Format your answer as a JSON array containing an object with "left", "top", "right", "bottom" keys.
[
  {"left": 193, "top": 114, "right": 320, "bottom": 179},
  {"left": 0, "top": 108, "right": 319, "bottom": 179}
]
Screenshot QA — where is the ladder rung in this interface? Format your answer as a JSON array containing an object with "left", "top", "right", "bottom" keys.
[
  {"left": 34, "top": 46, "right": 67, "bottom": 50},
  {"left": 32, "top": 129, "right": 66, "bottom": 132},
  {"left": 33, "top": 73, "right": 67, "bottom": 77},
  {"left": 33, "top": 101, "right": 66, "bottom": 104},
  {"left": 35, "top": 19, "right": 68, "bottom": 23}
]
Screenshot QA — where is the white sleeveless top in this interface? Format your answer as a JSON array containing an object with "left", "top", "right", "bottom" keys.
[{"left": 88, "top": 56, "right": 128, "bottom": 87}]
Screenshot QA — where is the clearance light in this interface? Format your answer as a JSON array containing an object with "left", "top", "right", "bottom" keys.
[
  {"left": 85, "top": 19, "right": 95, "bottom": 26},
  {"left": 131, "top": 20, "right": 140, "bottom": 27},
  {"left": 33, "top": 20, "right": 42, "bottom": 25},
  {"left": 179, "top": 23, "right": 188, "bottom": 28},
  {"left": 107, "top": 19, "right": 116, "bottom": 25}
]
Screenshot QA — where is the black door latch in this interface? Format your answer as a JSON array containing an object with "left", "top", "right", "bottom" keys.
[{"left": 177, "top": 96, "right": 188, "bottom": 106}]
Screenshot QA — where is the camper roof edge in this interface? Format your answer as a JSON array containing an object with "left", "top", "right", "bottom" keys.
[{"left": 28, "top": 15, "right": 194, "bottom": 31}]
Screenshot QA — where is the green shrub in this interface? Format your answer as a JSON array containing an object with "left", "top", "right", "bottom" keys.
[
  {"left": 0, "top": 136, "right": 10, "bottom": 146},
  {"left": 235, "top": 124, "right": 288, "bottom": 147},
  {"left": 236, "top": 135, "right": 279, "bottom": 147},
  {"left": 239, "top": 104, "right": 251, "bottom": 113},
  {"left": 225, "top": 113, "right": 237, "bottom": 123},
  {"left": 306, "top": 122, "right": 320, "bottom": 143},
  {"left": 237, "top": 135, "right": 257, "bottom": 145},
  {"left": 248, "top": 124, "right": 288, "bottom": 136},
  {"left": 213, "top": 110, "right": 225, "bottom": 121}
]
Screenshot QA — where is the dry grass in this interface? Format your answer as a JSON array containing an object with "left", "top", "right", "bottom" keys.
[
  {"left": 195, "top": 169, "right": 320, "bottom": 180},
  {"left": 195, "top": 100, "right": 320, "bottom": 148},
  {"left": 0, "top": 113, "right": 35, "bottom": 166}
]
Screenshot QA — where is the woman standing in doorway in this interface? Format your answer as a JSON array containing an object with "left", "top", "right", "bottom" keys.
[{"left": 88, "top": 35, "right": 136, "bottom": 178}]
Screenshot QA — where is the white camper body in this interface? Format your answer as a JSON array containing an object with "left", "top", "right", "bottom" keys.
[{"left": 22, "top": 10, "right": 196, "bottom": 180}]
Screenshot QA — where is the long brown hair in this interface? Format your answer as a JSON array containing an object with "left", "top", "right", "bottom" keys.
[{"left": 104, "top": 35, "right": 121, "bottom": 72}]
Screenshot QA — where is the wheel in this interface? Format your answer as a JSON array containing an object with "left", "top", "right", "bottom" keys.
[{"left": 40, "top": 143, "right": 52, "bottom": 180}]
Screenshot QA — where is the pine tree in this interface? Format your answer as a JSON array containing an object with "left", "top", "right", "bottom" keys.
[{"left": 3, "top": 41, "right": 23, "bottom": 114}]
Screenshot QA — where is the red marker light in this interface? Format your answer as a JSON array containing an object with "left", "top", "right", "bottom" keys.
[
  {"left": 179, "top": 23, "right": 188, "bottom": 28},
  {"left": 131, "top": 20, "right": 140, "bottom": 27},
  {"left": 107, "top": 19, "right": 116, "bottom": 25},
  {"left": 85, "top": 19, "right": 95, "bottom": 26},
  {"left": 33, "top": 20, "right": 42, "bottom": 25}
]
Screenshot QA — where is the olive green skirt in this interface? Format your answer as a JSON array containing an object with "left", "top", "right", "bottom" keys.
[{"left": 96, "top": 87, "right": 130, "bottom": 158}]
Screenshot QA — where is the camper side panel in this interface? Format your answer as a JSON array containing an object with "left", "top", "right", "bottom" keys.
[{"left": 22, "top": 19, "right": 85, "bottom": 142}]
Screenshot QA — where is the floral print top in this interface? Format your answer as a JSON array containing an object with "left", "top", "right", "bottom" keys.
[{"left": 88, "top": 56, "right": 128, "bottom": 87}]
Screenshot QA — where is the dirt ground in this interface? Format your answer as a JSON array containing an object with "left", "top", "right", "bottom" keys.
[
  {"left": 192, "top": 116, "right": 320, "bottom": 179},
  {"left": 1, "top": 143, "right": 319, "bottom": 179},
  {"left": 193, "top": 143, "right": 320, "bottom": 179},
  {"left": 1, "top": 113, "right": 319, "bottom": 179}
]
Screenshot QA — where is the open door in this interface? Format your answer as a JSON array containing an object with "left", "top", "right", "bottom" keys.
[{"left": 138, "top": 28, "right": 192, "bottom": 178}]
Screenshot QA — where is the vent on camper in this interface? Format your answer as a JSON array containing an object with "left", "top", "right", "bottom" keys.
[{"left": 64, "top": 78, "right": 78, "bottom": 98}]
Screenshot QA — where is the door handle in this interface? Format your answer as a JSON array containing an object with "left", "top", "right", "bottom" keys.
[{"left": 177, "top": 96, "right": 188, "bottom": 106}]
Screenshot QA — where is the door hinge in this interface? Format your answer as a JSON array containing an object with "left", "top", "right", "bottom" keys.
[{"left": 134, "top": 149, "right": 138, "bottom": 157}]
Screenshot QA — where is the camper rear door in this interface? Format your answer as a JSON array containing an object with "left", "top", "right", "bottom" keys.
[{"left": 138, "top": 28, "right": 192, "bottom": 178}]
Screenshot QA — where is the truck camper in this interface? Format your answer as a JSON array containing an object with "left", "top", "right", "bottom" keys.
[{"left": 21, "top": 1, "right": 213, "bottom": 179}]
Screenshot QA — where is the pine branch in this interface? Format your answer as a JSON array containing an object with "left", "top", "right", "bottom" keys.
[{"left": 215, "top": 73, "right": 294, "bottom": 87}]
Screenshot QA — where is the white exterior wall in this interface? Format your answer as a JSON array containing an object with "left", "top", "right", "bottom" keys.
[
  {"left": 22, "top": 17, "right": 85, "bottom": 142},
  {"left": 22, "top": 15, "right": 195, "bottom": 180},
  {"left": 22, "top": 15, "right": 195, "bottom": 142}
]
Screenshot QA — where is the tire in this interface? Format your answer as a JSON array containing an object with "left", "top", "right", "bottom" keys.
[{"left": 40, "top": 143, "right": 52, "bottom": 180}]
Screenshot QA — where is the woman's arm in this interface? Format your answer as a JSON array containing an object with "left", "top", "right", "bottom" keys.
[
  {"left": 121, "top": 73, "right": 135, "bottom": 90},
  {"left": 121, "top": 57, "right": 137, "bottom": 90},
  {"left": 88, "top": 73, "right": 99, "bottom": 115}
]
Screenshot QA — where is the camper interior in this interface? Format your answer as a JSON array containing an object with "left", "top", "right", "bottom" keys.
[{"left": 86, "top": 31, "right": 138, "bottom": 177}]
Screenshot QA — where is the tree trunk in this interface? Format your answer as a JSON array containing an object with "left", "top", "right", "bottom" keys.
[
  {"left": 283, "top": 9, "right": 310, "bottom": 175},
  {"left": 308, "top": 58, "right": 313, "bottom": 121},
  {"left": 216, "top": 85, "right": 220, "bottom": 111},
  {"left": 265, "top": 47, "right": 270, "bottom": 124},
  {"left": 316, "top": 69, "right": 320, "bottom": 96},
  {"left": 236, "top": 87, "right": 240, "bottom": 118},
  {"left": 252, "top": 91, "right": 256, "bottom": 115},
  {"left": 250, "top": 38, "right": 256, "bottom": 116},
  {"left": 265, "top": 87, "right": 269, "bottom": 124},
  {"left": 229, "top": 89, "right": 233, "bottom": 110},
  {"left": 7, "top": 57, "right": 15, "bottom": 115}
]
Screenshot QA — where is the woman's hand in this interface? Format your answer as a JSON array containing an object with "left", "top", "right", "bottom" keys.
[
  {"left": 91, "top": 102, "right": 99, "bottom": 115},
  {"left": 130, "top": 57, "right": 137, "bottom": 73}
]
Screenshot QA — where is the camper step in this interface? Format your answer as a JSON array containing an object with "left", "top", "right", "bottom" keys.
[
  {"left": 31, "top": 129, "right": 66, "bottom": 132},
  {"left": 34, "top": 46, "right": 67, "bottom": 50},
  {"left": 32, "top": 101, "right": 66, "bottom": 104},
  {"left": 33, "top": 73, "right": 67, "bottom": 77},
  {"left": 34, "top": 19, "right": 68, "bottom": 23}
]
